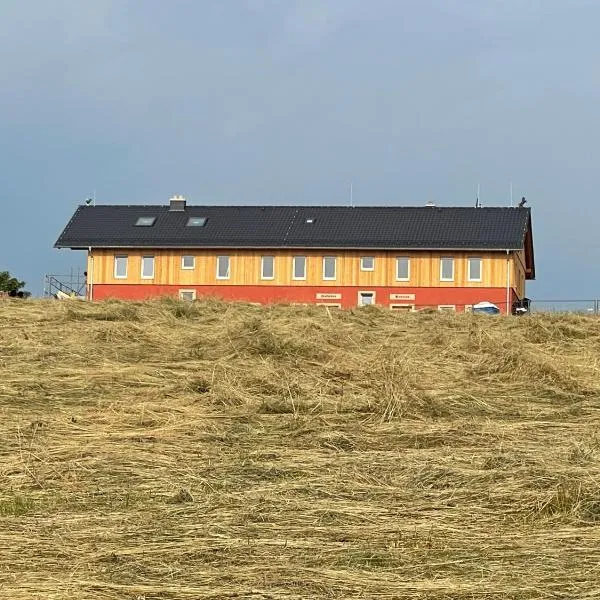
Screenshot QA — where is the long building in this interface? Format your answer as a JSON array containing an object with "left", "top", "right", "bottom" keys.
[{"left": 55, "top": 197, "right": 535, "bottom": 312}]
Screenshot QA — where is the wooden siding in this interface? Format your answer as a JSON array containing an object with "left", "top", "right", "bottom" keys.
[{"left": 88, "top": 249, "right": 524, "bottom": 295}]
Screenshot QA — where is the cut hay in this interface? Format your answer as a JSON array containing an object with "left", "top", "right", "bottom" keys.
[{"left": 1, "top": 299, "right": 600, "bottom": 598}]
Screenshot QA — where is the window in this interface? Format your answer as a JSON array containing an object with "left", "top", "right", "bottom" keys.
[
  {"left": 468, "top": 257, "right": 482, "bottom": 281},
  {"left": 293, "top": 256, "right": 306, "bottom": 280},
  {"left": 360, "top": 256, "right": 375, "bottom": 271},
  {"left": 261, "top": 256, "right": 275, "bottom": 280},
  {"left": 135, "top": 216, "right": 156, "bottom": 227},
  {"left": 322, "top": 256, "right": 336, "bottom": 280},
  {"left": 216, "top": 256, "right": 230, "bottom": 280},
  {"left": 440, "top": 257, "right": 454, "bottom": 281},
  {"left": 438, "top": 305, "right": 456, "bottom": 312},
  {"left": 396, "top": 257, "right": 410, "bottom": 281},
  {"left": 358, "top": 291, "right": 375, "bottom": 306},
  {"left": 179, "top": 290, "right": 196, "bottom": 301},
  {"left": 114, "top": 255, "right": 128, "bottom": 279},
  {"left": 181, "top": 255, "right": 195, "bottom": 270},
  {"left": 187, "top": 217, "right": 207, "bottom": 227},
  {"left": 141, "top": 256, "right": 155, "bottom": 279},
  {"left": 390, "top": 304, "right": 414, "bottom": 311}
]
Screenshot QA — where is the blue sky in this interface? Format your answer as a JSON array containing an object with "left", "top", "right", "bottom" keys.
[{"left": 1, "top": 0, "right": 599, "bottom": 298}]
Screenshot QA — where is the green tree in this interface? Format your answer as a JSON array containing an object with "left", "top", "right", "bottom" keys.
[{"left": 0, "top": 271, "right": 26, "bottom": 294}]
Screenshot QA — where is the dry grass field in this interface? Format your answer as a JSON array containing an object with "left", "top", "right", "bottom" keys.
[{"left": 1, "top": 299, "right": 600, "bottom": 599}]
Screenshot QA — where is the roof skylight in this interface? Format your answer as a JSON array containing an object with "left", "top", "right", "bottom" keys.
[
  {"left": 135, "top": 217, "right": 157, "bottom": 227},
  {"left": 187, "top": 217, "right": 207, "bottom": 227}
]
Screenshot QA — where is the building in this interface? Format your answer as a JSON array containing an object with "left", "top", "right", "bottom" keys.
[{"left": 55, "top": 197, "right": 535, "bottom": 312}]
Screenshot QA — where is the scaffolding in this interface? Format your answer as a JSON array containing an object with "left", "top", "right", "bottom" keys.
[{"left": 43, "top": 268, "right": 87, "bottom": 299}]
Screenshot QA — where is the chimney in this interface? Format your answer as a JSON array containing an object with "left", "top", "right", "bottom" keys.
[{"left": 169, "top": 195, "right": 186, "bottom": 211}]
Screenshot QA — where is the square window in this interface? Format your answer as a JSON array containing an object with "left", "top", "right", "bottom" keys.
[
  {"left": 396, "top": 257, "right": 410, "bottom": 281},
  {"left": 141, "top": 256, "right": 155, "bottom": 279},
  {"left": 181, "top": 255, "right": 195, "bottom": 270},
  {"left": 322, "top": 256, "right": 336, "bottom": 280},
  {"left": 360, "top": 256, "right": 375, "bottom": 271},
  {"left": 440, "top": 257, "right": 454, "bottom": 281},
  {"left": 217, "top": 256, "right": 230, "bottom": 279},
  {"left": 114, "top": 255, "right": 128, "bottom": 279},
  {"left": 468, "top": 257, "right": 482, "bottom": 281},
  {"left": 293, "top": 256, "right": 306, "bottom": 280},
  {"left": 187, "top": 217, "right": 207, "bottom": 227},
  {"left": 358, "top": 291, "right": 375, "bottom": 306},
  {"left": 135, "top": 217, "right": 156, "bottom": 227},
  {"left": 261, "top": 256, "right": 275, "bottom": 280}
]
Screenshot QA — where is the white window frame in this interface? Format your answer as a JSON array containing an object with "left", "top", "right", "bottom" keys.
[
  {"left": 390, "top": 304, "right": 415, "bottom": 311},
  {"left": 440, "top": 257, "right": 454, "bottom": 282},
  {"left": 216, "top": 255, "right": 230, "bottom": 280},
  {"left": 181, "top": 255, "right": 195, "bottom": 270},
  {"left": 114, "top": 255, "right": 128, "bottom": 279},
  {"left": 395, "top": 256, "right": 410, "bottom": 281},
  {"left": 358, "top": 291, "right": 376, "bottom": 306},
  {"left": 141, "top": 256, "right": 155, "bottom": 279},
  {"left": 360, "top": 256, "right": 375, "bottom": 272},
  {"left": 322, "top": 256, "right": 337, "bottom": 280},
  {"left": 292, "top": 256, "right": 307, "bottom": 280},
  {"left": 178, "top": 289, "right": 197, "bottom": 301},
  {"left": 261, "top": 255, "right": 275, "bottom": 280},
  {"left": 468, "top": 257, "right": 482, "bottom": 282},
  {"left": 438, "top": 305, "right": 456, "bottom": 312}
]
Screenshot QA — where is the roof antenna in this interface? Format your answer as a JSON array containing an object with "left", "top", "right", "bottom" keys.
[
  {"left": 350, "top": 182, "right": 354, "bottom": 208},
  {"left": 475, "top": 183, "right": 481, "bottom": 208},
  {"left": 510, "top": 182, "right": 513, "bottom": 207}
]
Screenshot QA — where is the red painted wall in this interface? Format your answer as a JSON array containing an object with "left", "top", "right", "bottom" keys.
[{"left": 91, "top": 284, "right": 518, "bottom": 313}]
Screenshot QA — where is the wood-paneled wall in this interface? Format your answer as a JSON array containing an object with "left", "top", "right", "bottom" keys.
[{"left": 88, "top": 249, "right": 522, "bottom": 291}]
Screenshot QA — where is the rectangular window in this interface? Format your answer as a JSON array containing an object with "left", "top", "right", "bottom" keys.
[
  {"left": 261, "top": 256, "right": 275, "bottom": 280},
  {"left": 390, "top": 304, "right": 414, "bottom": 311},
  {"left": 216, "top": 255, "right": 230, "bottom": 280},
  {"left": 141, "top": 256, "right": 155, "bottom": 279},
  {"left": 322, "top": 256, "right": 336, "bottom": 280},
  {"left": 438, "top": 305, "right": 456, "bottom": 312},
  {"left": 187, "top": 217, "right": 207, "bottom": 227},
  {"left": 293, "top": 256, "right": 307, "bottom": 280},
  {"left": 135, "top": 216, "right": 156, "bottom": 227},
  {"left": 358, "top": 291, "right": 375, "bottom": 306},
  {"left": 440, "top": 257, "right": 454, "bottom": 281},
  {"left": 181, "top": 255, "right": 195, "bottom": 270},
  {"left": 468, "top": 257, "right": 482, "bottom": 281},
  {"left": 360, "top": 256, "right": 375, "bottom": 271},
  {"left": 396, "top": 257, "right": 410, "bottom": 281},
  {"left": 179, "top": 290, "right": 196, "bottom": 301},
  {"left": 114, "top": 255, "right": 128, "bottom": 279}
]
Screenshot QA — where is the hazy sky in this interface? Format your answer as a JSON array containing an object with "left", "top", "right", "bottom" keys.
[{"left": 2, "top": 0, "right": 599, "bottom": 299}]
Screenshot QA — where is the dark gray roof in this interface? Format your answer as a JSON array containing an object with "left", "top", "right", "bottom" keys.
[{"left": 55, "top": 205, "right": 532, "bottom": 251}]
